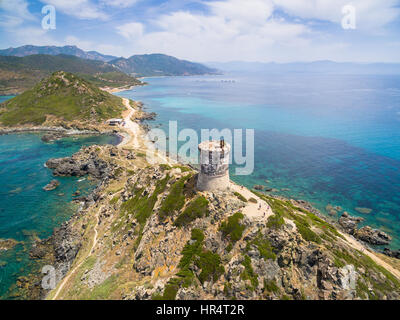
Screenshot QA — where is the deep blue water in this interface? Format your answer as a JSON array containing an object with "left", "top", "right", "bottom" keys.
[
  {"left": 117, "top": 72, "right": 400, "bottom": 249},
  {"left": 0, "top": 98, "right": 119, "bottom": 298}
]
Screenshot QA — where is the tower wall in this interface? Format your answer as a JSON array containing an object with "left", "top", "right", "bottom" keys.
[{"left": 197, "top": 140, "right": 231, "bottom": 191}]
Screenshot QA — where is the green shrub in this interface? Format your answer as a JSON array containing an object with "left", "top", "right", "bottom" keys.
[
  {"left": 264, "top": 279, "right": 279, "bottom": 293},
  {"left": 196, "top": 250, "right": 225, "bottom": 284},
  {"left": 155, "top": 228, "right": 225, "bottom": 300},
  {"left": 159, "top": 164, "right": 172, "bottom": 171},
  {"left": 266, "top": 213, "right": 285, "bottom": 230},
  {"left": 219, "top": 212, "right": 245, "bottom": 243},
  {"left": 174, "top": 196, "right": 209, "bottom": 227},
  {"left": 295, "top": 222, "right": 322, "bottom": 244},
  {"left": 109, "top": 195, "right": 120, "bottom": 205},
  {"left": 159, "top": 175, "right": 191, "bottom": 219},
  {"left": 241, "top": 255, "right": 258, "bottom": 290},
  {"left": 234, "top": 192, "right": 247, "bottom": 202},
  {"left": 249, "top": 232, "right": 276, "bottom": 260}
]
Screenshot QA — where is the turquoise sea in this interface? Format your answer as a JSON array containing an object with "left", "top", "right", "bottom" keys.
[
  {"left": 0, "top": 95, "right": 119, "bottom": 298},
  {"left": 117, "top": 72, "right": 400, "bottom": 249}
]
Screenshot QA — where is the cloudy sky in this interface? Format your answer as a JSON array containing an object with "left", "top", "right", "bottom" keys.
[{"left": 0, "top": 0, "right": 399, "bottom": 62}]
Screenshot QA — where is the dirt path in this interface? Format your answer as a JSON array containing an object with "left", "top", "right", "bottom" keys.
[
  {"left": 230, "top": 183, "right": 274, "bottom": 221},
  {"left": 119, "top": 98, "right": 141, "bottom": 149},
  {"left": 340, "top": 232, "right": 400, "bottom": 280},
  {"left": 231, "top": 183, "right": 400, "bottom": 280},
  {"left": 51, "top": 205, "right": 102, "bottom": 300}
]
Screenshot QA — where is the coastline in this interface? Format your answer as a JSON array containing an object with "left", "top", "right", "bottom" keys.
[{"left": 3, "top": 84, "right": 400, "bottom": 300}]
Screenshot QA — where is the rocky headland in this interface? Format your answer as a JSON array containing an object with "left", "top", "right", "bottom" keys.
[{"left": 16, "top": 143, "right": 400, "bottom": 301}]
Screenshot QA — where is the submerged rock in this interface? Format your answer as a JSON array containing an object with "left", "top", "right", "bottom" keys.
[
  {"left": 41, "top": 133, "right": 65, "bottom": 143},
  {"left": 355, "top": 207, "right": 372, "bottom": 215},
  {"left": 0, "top": 238, "right": 20, "bottom": 251},
  {"left": 43, "top": 180, "right": 60, "bottom": 191}
]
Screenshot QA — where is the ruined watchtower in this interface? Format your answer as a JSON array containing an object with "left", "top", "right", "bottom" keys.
[{"left": 197, "top": 140, "right": 231, "bottom": 191}]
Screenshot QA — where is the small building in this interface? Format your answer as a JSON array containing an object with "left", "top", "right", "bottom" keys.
[
  {"left": 106, "top": 118, "right": 123, "bottom": 126},
  {"left": 197, "top": 140, "right": 231, "bottom": 191}
]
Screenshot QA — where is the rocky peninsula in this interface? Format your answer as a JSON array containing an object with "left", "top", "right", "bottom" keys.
[
  {"left": 15, "top": 139, "right": 400, "bottom": 300},
  {"left": 3, "top": 71, "right": 400, "bottom": 301}
]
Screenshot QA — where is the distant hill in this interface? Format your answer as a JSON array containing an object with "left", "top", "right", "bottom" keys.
[
  {"left": 0, "top": 45, "right": 117, "bottom": 62},
  {"left": 207, "top": 60, "right": 400, "bottom": 74},
  {"left": 110, "top": 54, "right": 219, "bottom": 77},
  {"left": 0, "top": 71, "right": 125, "bottom": 126},
  {"left": 0, "top": 54, "right": 142, "bottom": 95}
]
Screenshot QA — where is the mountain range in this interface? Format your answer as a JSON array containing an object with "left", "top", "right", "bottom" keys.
[
  {"left": 0, "top": 54, "right": 142, "bottom": 95},
  {"left": 110, "top": 54, "right": 219, "bottom": 77},
  {"left": 0, "top": 45, "right": 117, "bottom": 62},
  {"left": 0, "top": 45, "right": 219, "bottom": 95}
]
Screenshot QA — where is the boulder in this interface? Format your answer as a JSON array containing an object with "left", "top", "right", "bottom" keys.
[
  {"left": 355, "top": 226, "right": 392, "bottom": 245},
  {"left": 383, "top": 248, "right": 400, "bottom": 259},
  {"left": 338, "top": 212, "right": 364, "bottom": 234}
]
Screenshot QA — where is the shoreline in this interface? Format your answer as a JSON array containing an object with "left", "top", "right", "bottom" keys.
[{"left": 3, "top": 84, "right": 400, "bottom": 299}]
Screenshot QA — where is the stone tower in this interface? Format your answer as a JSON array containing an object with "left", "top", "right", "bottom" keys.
[{"left": 197, "top": 140, "right": 231, "bottom": 191}]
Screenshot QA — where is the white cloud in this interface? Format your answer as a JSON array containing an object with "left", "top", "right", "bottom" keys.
[
  {"left": 0, "top": 0, "right": 36, "bottom": 27},
  {"left": 114, "top": 0, "right": 312, "bottom": 61},
  {"left": 100, "top": 0, "right": 139, "bottom": 8},
  {"left": 273, "top": 0, "right": 400, "bottom": 30},
  {"left": 40, "top": 0, "right": 108, "bottom": 20},
  {"left": 116, "top": 22, "right": 144, "bottom": 40},
  {"left": 110, "top": 0, "right": 400, "bottom": 62}
]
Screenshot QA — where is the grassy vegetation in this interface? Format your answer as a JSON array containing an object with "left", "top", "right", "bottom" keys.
[
  {"left": 0, "top": 71, "right": 125, "bottom": 126},
  {"left": 174, "top": 196, "right": 209, "bottom": 227},
  {"left": 266, "top": 212, "right": 285, "bottom": 230},
  {"left": 246, "top": 232, "right": 276, "bottom": 260},
  {"left": 219, "top": 212, "right": 245, "bottom": 246},
  {"left": 109, "top": 195, "right": 120, "bottom": 205},
  {"left": 83, "top": 275, "right": 119, "bottom": 300},
  {"left": 153, "top": 228, "right": 224, "bottom": 300},
  {"left": 248, "top": 198, "right": 258, "bottom": 204},
  {"left": 263, "top": 279, "right": 279, "bottom": 294},
  {"left": 295, "top": 222, "right": 322, "bottom": 244},
  {"left": 173, "top": 165, "right": 192, "bottom": 173},
  {"left": 241, "top": 255, "right": 259, "bottom": 290},
  {"left": 233, "top": 192, "right": 248, "bottom": 202},
  {"left": 332, "top": 247, "right": 400, "bottom": 299},
  {"left": 253, "top": 193, "right": 331, "bottom": 244},
  {"left": 158, "top": 175, "right": 191, "bottom": 219},
  {"left": 117, "top": 175, "right": 169, "bottom": 248}
]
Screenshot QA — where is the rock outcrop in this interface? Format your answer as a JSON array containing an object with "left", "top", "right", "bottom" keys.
[
  {"left": 46, "top": 146, "right": 114, "bottom": 179},
  {"left": 355, "top": 226, "right": 392, "bottom": 245},
  {"left": 338, "top": 212, "right": 364, "bottom": 234},
  {"left": 20, "top": 146, "right": 400, "bottom": 301},
  {"left": 338, "top": 212, "right": 392, "bottom": 246}
]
